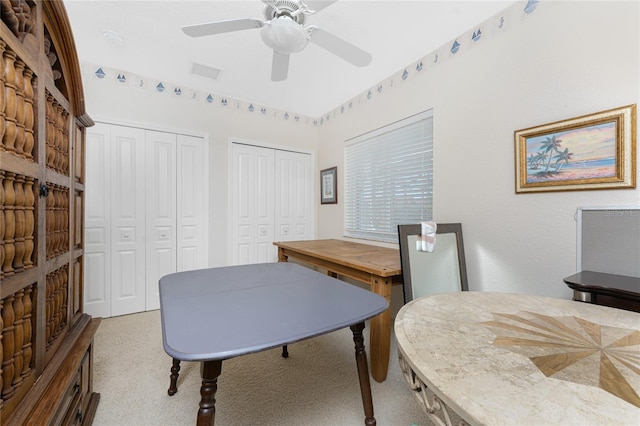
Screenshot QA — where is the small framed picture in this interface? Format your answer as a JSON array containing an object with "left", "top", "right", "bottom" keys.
[{"left": 320, "top": 167, "right": 337, "bottom": 204}]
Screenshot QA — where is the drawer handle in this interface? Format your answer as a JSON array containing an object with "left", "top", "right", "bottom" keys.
[
  {"left": 73, "top": 383, "right": 81, "bottom": 394},
  {"left": 76, "top": 408, "right": 83, "bottom": 423}
]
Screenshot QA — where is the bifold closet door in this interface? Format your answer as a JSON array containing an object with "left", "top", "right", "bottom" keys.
[
  {"left": 85, "top": 124, "right": 208, "bottom": 317},
  {"left": 145, "top": 133, "right": 208, "bottom": 310},
  {"left": 231, "top": 143, "right": 314, "bottom": 265},
  {"left": 85, "top": 124, "right": 148, "bottom": 317},
  {"left": 110, "top": 125, "right": 147, "bottom": 316},
  {"left": 274, "top": 150, "right": 314, "bottom": 243},
  {"left": 85, "top": 123, "right": 147, "bottom": 317},
  {"left": 145, "top": 131, "right": 177, "bottom": 311},
  {"left": 176, "top": 134, "right": 208, "bottom": 272},
  {"left": 232, "top": 143, "right": 275, "bottom": 264},
  {"left": 84, "top": 123, "right": 112, "bottom": 318}
]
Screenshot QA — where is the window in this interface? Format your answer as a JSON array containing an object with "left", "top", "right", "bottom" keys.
[{"left": 344, "top": 110, "right": 433, "bottom": 243}]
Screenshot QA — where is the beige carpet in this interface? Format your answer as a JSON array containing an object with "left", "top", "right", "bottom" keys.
[{"left": 91, "top": 309, "right": 430, "bottom": 425}]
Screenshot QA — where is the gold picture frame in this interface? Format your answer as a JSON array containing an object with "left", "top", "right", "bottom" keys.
[{"left": 515, "top": 104, "right": 636, "bottom": 193}]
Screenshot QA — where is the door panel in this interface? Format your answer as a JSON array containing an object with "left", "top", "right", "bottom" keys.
[
  {"left": 231, "top": 143, "right": 313, "bottom": 265},
  {"left": 177, "top": 135, "right": 207, "bottom": 271},
  {"left": 85, "top": 124, "right": 208, "bottom": 318},
  {"left": 84, "top": 123, "right": 111, "bottom": 318},
  {"left": 255, "top": 152, "right": 275, "bottom": 263},
  {"left": 145, "top": 131, "right": 177, "bottom": 310},
  {"left": 233, "top": 147, "right": 253, "bottom": 265},
  {"left": 231, "top": 144, "right": 275, "bottom": 264},
  {"left": 110, "top": 126, "right": 146, "bottom": 316},
  {"left": 275, "top": 150, "right": 314, "bottom": 242}
]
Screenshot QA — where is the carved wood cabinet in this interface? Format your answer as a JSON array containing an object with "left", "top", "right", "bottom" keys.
[{"left": 1, "top": 1, "right": 100, "bottom": 424}]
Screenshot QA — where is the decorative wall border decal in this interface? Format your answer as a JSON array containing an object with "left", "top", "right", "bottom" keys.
[{"left": 83, "top": 0, "right": 538, "bottom": 126}]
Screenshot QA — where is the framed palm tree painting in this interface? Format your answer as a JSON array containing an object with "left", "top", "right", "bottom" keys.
[{"left": 515, "top": 104, "right": 636, "bottom": 193}]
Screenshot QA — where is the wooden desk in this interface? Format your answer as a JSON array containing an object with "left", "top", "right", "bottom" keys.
[
  {"left": 395, "top": 292, "right": 640, "bottom": 425},
  {"left": 563, "top": 270, "right": 640, "bottom": 312},
  {"left": 274, "top": 239, "right": 402, "bottom": 382},
  {"left": 160, "top": 262, "right": 388, "bottom": 425}
]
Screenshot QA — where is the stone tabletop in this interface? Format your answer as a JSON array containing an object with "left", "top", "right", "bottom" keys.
[{"left": 394, "top": 291, "right": 640, "bottom": 425}]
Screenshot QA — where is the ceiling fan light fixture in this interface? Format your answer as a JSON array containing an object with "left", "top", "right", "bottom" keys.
[{"left": 260, "top": 16, "right": 308, "bottom": 54}]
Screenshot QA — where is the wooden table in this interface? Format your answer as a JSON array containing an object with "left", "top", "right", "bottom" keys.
[
  {"left": 563, "top": 270, "right": 640, "bottom": 312},
  {"left": 274, "top": 239, "right": 402, "bottom": 382},
  {"left": 395, "top": 292, "right": 640, "bottom": 425},
  {"left": 160, "top": 262, "right": 388, "bottom": 425}
]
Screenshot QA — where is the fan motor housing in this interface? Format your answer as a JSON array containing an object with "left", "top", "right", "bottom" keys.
[{"left": 263, "top": 0, "right": 306, "bottom": 25}]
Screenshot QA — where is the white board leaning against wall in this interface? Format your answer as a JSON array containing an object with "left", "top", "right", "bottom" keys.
[{"left": 577, "top": 206, "right": 640, "bottom": 277}]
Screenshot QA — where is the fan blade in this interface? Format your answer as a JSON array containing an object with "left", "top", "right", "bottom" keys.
[
  {"left": 271, "top": 51, "right": 290, "bottom": 81},
  {"left": 182, "top": 18, "right": 263, "bottom": 37},
  {"left": 309, "top": 28, "right": 372, "bottom": 67},
  {"left": 303, "top": 1, "right": 338, "bottom": 14}
]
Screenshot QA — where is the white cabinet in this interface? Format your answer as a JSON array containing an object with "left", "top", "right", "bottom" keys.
[
  {"left": 231, "top": 143, "right": 314, "bottom": 265},
  {"left": 84, "top": 123, "right": 208, "bottom": 317}
]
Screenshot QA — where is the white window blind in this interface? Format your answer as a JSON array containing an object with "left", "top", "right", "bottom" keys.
[{"left": 344, "top": 111, "right": 433, "bottom": 242}]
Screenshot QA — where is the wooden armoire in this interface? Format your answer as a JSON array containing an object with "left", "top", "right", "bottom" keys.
[{"left": 1, "top": 1, "right": 101, "bottom": 424}]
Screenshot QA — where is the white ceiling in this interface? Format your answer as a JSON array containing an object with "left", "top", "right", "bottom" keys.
[{"left": 64, "top": 0, "right": 515, "bottom": 118}]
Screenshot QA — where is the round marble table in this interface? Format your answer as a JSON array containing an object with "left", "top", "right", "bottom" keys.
[{"left": 394, "top": 292, "right": 640, "bottom": 425}]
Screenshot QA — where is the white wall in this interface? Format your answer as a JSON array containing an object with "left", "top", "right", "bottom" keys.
[
  {"left": 80, "top": 69, "right": 318, "bottom": 267},
  {"left": 80, "top": 0, "right": 639, "bottom": 302},
  {"left": 316, "top": 1, "right": 640, "bottom": 299}
]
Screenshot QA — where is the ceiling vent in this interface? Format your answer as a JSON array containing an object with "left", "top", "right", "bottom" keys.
[{"left": 191, "top": 62, "right": 222, "bottom": 80}]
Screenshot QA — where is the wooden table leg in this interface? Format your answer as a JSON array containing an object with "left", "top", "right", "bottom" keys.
[
  {"left": 277, "top": 247, "right": 288, "bottom": 262},
  {"left": 168, "top": 358, "right": 181, "bottom": 395},
  {"left": 350, "top": 322, "right": 376, "bottom": 426},
  {"left": 369, "top": 276, "right": 392, "bottom": 382},
  {"left": 197, "top": 360, "right": 223, "bottom": 426}
]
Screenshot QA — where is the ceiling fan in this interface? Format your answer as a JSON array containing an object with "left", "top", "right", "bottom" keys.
[{"left": 182, "top": 0, "right": 372, "bottom": 81}]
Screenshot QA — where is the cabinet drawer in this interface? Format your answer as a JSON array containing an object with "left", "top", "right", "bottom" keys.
[
  {"left": 61, "top": 351, "right": 91, "bottom": 426},
  {"left": 51, "top": 371, "right": 82, "bottom": 426},
  {"left": 61, "top": 396, "right": 84, "bottom": 426}
]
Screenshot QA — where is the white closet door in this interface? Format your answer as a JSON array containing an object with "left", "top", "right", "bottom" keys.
[
  {"left": 275, "top": 150, "right": 314, "bottom": 242},
  {"left": 231, "top": 143, "right": 275, "bottom": 264},
  {"left": 110, "top": 125, "right": 147, "bottom": 316},
  {"left": 145, "top": 130, "right": 177, "bottom": 311},
  {"left": 255, "top": 148, "right": 276, "bottom": 263},
  {"left": 84, "top": 123, "right": 112, "bottom": 318},
  {"left": 85, "top": 123, "right": 209, "bottom": 317},
  {"left": 177, "top": 134, "right": 208, "bottom": 271}
]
